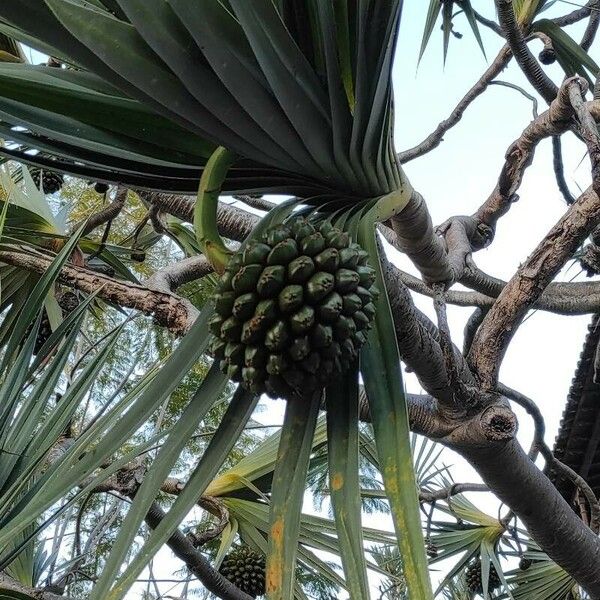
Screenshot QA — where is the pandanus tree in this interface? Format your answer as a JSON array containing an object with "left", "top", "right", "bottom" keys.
[{"left": 0, "top": 1, "right": 599, "bottom": 599}]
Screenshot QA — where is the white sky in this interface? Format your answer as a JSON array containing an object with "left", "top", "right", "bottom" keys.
[{"left": 26, "top": 2, "right": 599, "bottom": 597}]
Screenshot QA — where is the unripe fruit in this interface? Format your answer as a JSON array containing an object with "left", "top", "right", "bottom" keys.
[{"left": 207, "top": 217, "right": 378, "bottom": 400}]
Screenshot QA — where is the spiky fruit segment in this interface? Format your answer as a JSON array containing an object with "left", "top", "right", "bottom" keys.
[
  {"left": 208, "top": 217, "right": 378, "bottom": 401},
  {"left": 466, "top": 560, "right": 501, "bottom": 595},
  {"left": 538, "top": 47, "right": 556, "bottom": 65},
  {"left": 30, "top": 168, "right": 64, "bottom": 195},
  {"left": 219, "top": 546, "right": 266, "bottom": 598}
]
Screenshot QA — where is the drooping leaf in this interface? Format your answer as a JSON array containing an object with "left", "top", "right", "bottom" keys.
[
  {"left": 266, "top": 393, "right": 321, "bottom": 600},
  {"left": 358, "top": 213, "right": 432, "bottom": 599},
  {"left": 325, "top": 364, "right": 370, "bottom": 600},
  {"left": 532, "top": 19, "right": 600, "bottom": 85}
]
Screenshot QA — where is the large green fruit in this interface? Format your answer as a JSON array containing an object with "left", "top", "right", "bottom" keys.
[
  {"left": 219, "top": 545, "right": 266, "bottom": 598},
  {"left": 208, "top": 218, "right": 378, "bottom": 401}
]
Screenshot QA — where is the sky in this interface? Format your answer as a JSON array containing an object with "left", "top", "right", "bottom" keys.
[{"left": 24, "top": 2, "right": 600, "bottom": 597}]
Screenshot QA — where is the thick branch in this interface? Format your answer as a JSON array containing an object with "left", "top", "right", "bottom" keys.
[
  {"left": 580, "top": 0, "right": 600, "bottom": 51},
  {"left": 469, "top": 186, "right": 600, "bottom": 388},
  {"left": 382, "top": 259, "right": 475, "bottom": 407},
  {"left": 0, "top": 575, "right": 68, "bottom": 600},
  {"left": 144, "top": 254, "right": 212, "bottom": 324},
  {"left": 0, "top": 249, "right": 194, "bottom": 334},
  {"left": 419, "top": 483, "right": 489, "bottom": 504},
  {"left": 141, "top": 192, "right": 260, "bottom": 242},
  {"left": 457, "top": 439, "right": 600, "bottom": 595},
  {"left": 73, "top": 187, "right": 127, "bottom": 237},
  {"left": 398, "top": 267, "right": 600, "bottom": 315},
  {"left": 388, "top": 191, "right": 454, "bottom": 283},
  {"left": 553, "top": 0, "right": 598, "bottom": 27},
  {"left": 232, "top": 194, "right": 275, "bottom": 212},
  {"left": 474, "top": 80, "right": 578, "bottom": 229}
]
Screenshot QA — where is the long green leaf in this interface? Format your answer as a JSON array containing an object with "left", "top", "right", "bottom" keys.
[
  {"left": 106, "top": 386, "right": 259, "bottom": 599},
  {"left": 90, "top": 362, "right": 229, "bottom": 600},
  {"left": 266, "top": 393, "right": 321, "bottom": 600},
  {"left": 418, "top": 0, "right": 442, "bottom": 62},
  {"left": 325, "top": 364, "right": 370, "bottom": 600},
  {"left": 358, "top": 214, "right": 432, "bottom": 600},
  {"left": 1, "top": 223, "right": 84, "bottom": 369}
]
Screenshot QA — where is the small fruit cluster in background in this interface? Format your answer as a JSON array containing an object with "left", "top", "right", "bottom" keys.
[
  {"left": 30, "top": 167, "right": 64, "bottom": 195},
  {"left": 466, "top": 559, "right": 501, "bottom": 595},
  {"left": 219, "top": 545, "right": 266, "bottom": 598}
]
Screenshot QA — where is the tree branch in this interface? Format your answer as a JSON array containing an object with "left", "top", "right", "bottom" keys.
[
  {"left": 397, "top": 46, "right": 512, "bottom": 163},
  {"left": 141, "top": 192, "right": 260, "bottom": 242},
  {"left": 580, "top": 0, "right": 600, "bottom": 51},
  {"left": 419, "top": 482, "right": 489, "bottom": 504},
  {"left": 0, "top": 249, "right": 195, "bottom": 334},
  {"left": 72, "top": 187, "right": 127, "bottom": 237},
  {"left": 470, "top": 184, "right": 600, "bottom": 388},
  {"left": 397, "top": 265, "right": 600, "bottom": 315},
  {"left": 457, "top": 438, "right": 600, "bottom": 594},
  {"left": 0, "top": 575, "right": 69, "bottom": 600},
  {"left": 552, "top": 135, "right": 576, "bottom": 204},
  {"left": 553, "top": 0, "right": 598, "bottom": 27},
  {"left": 145, "top": 502, "right": 253, "bottom": 600},
  {"left": 382, "top": 259, "right": 476, "bottom": 408},
  {"left": 474, "top": 79, "right": 578, "bottom": 230}
]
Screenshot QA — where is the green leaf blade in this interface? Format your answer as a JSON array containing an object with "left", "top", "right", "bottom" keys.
[
  {"left": 266, "top": 393, "right": 321, "bottom": 600},
  {"left": 325, "top": 365, "right": 371, "bottom": 600},
  {"left": 358, "top": 215, "right": 432, "bottom": 600}
]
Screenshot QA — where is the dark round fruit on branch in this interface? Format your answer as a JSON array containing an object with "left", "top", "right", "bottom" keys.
[
  {"left": 539, "top": 47, "right": 556, "bottom": 65},
  {"left": 287, "top": 255, "right": 315, "bottom": 283},
  {"left": 305, "top": 271, "right": 335, "bottom": 303},
  {"left": 267, "top": 238, "right": 298, "bottom": 265},
  {"left": 266, "top": 224, "right": 292, "bottom": 246},
  {"left": 94, "top": 182, "right": 109, "bottom": 194},
  {"left": 290, "top": 305, "right": 315, "bottom": 334},
  {"left": 215, "top": 291, "right": 236, "bottom": 316},
  {"left": 219, "top": 546, "right": 265, "bottom": 598},
  {"left": 300, "top": 232, "right": 326, "bottom": 256},
  {"left": 243, "top": 241, "right": 271, "bottom": 265},
  {"left": 278, "top": 285, "right": 303, "bottom": 313},
  {"left": 425, "top": 538, "right": 438, "bottom": 559},
  {"left": 233, "top": 264, "right": 263, "bottom": 294},
  {"left": 245, "top": 346, "right": 267, "bottom": 368},
  {"left": 519, "top": 557, "right": 533, "bottom": 570},
  {"left": 314, "top": 247, "right": 340, "bottom": 272},
  {"left": 207, "top": 217, "right": 378, "bottom": 401},
  {"left": 232, "top": 293, "right": 258, "bottom": 321},
  {"left": 256, "top": 265, "right": 286, "bottom": 297},
  {"left": 318, "top": 292, "right": 343, "bottom": 322},
  {"left": 130, "top": 251, "right": 146, "bottom": 262}
]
